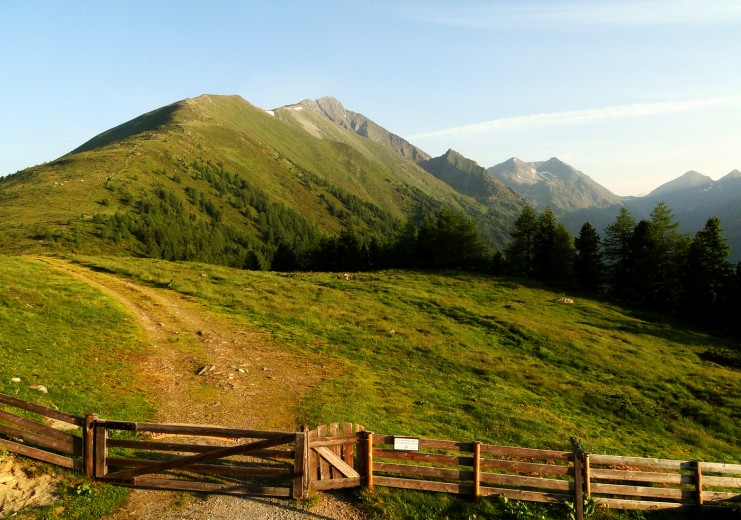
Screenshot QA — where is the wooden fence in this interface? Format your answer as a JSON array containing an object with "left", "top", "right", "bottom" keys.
[
  {"left": 0, "top": 392, "right": 85, "bottom": 471},
  {"left": 1, "top": 392, "right": 740, "bottom": 517}
]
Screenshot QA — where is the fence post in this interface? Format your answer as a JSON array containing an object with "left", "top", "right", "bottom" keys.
[
  {"left": 473, "top": 441, "right": 482, "bottom": 500},
  {"left": 293, "top": 430, "right": 309, "bottom": 499},
  {"left": 695, "top": 461, "right": 703, "bottom": 509},
  {"left": 361, "top": 431, "right": 374, "bottom": 490},
  {"left": 570, "top": 437, "right": 585, "bottom": 520},
  {"left": 83, "top": 414, "right": 98, "bottom": 477},
  {"left": 584, "top": 453, "right": 591, "bottom": 497},
  {"left": 94, "top": 422, "right": 108, "bottom": 478}
]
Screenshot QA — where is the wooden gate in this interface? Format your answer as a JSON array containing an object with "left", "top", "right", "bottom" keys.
[
  {"left": 93, "top": 419, "right": 301, "bottom": 498},
  {"left": 307, "top": 423, "right": 365, "bottom": 491}
]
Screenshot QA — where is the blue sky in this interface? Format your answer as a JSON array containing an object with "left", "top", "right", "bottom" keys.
[{"left": 1, "top": 1, "right": 739, "bottom": 195}]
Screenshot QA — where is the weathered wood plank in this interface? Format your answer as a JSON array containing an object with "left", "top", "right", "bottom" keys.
[
  {"left": 0, "top": 393, "right": 83, "bottom": 427},
  {"left": 703, "top": 475, "right": 741, "bottom": 488},
  {"left": 342, "top": 422, "right": 354, "bottom": 469},
  {"left": 317, "top": 425, "right": 329, "bottom": 481},
  {"left": 310, "top": 477, "right": 361, "bottom": 491},
  {"left": 293, "top": 431, "right": 308, "bottom": 500},
  {"left": 590, "top": 482, "right": 690, "bottom": 500},
  {"left": 106, "top": 438, "right": 293, "bottom": 458},
  {"left": 307, "top": 428, "right": 318, "bottom": 484},
  {"left": 374, "top": 475, "right": 473, "bottom": 495},
  {"left": 473, "top": 441, "right": 481, "bottom": 499},
  {"left": 702, "top": 491, "right": 741, "bottom": 502},
  {"left": 480, "top": 458, "right": 572, "bottom": 476},
  {"left": 0, "top": 422, "right": 77, "bottom": 454},
  {"left": 0, "top": 410, "right": 76, "bottom": 442},
  {"left": 105, "top": 457, "right": 290, "bottom": 477},
  {"left": 596, "top": 498, "right": 685, "bottom": 510},
  {"left": 375, "top": 461, "right": 473, "bottom": 481},
  {"left": 0, "top": 438, "right": 76, "bottom": 469},
  {"left": 479, "top": 485, "right": 571, "bottom": 504},
  {"left": 590, "top": 468, "right": 690, "bottom": 484},
  {"left": 105, "top": 434, "right": 294, "bottom": 480},
  {"left": 480, "top": 444, "right": 571, "bottom": 460},
  {"left": 481, "top": 472, "right": 573, "bottom": 491},
  {"left": 83, "top": 414, "right": 97, "bottom": 477},
  {"left": 701, "top": 462, "right": 741, "bottom": 474},
  {"left": 96, "top": 420, "right": 289, "bottom": 439},
  {"left": 126, "top": 477, "right": 291, "bottom": 496},
  {"left": 94, "top": 424, "right": 107, "bottom": 477},
  {"left": 374, "top": 448, "right": 473, "bottom": 467},
  {"left": 310, "top": 436, "right": 358, "bottom": 448},
  {"left": 364, "top": 431, "right": 374, "bottom": 489},
  {"left": 589, "top": 454, "right": 690, "bottom": 470},
  {"left": 314, "top": 447, "right": 360, "bottom": 479}
]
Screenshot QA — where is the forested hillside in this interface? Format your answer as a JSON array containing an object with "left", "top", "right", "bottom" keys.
[{"left": 0, "top": 95, "right": 524, "bottom": 267}]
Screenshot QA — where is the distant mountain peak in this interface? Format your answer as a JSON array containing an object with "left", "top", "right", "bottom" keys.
[
  {"left": 418, "top": 150, "right": 522, "bottom": 205},
  {"left": 488, "top": 157, "right": 621, "bottom": 212},
  {"left": 649, "top": 170, "right": 713, "bottom": 197},
  {"left": 720, "top": 169, "right": 741, "bottom": 181}
]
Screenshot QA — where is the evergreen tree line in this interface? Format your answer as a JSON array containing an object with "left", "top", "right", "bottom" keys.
[
  {"left": 506, "top": 202, "right": 741, "bottom": 335},
  {"left": 273, "top": 207, "right": 491, "bottom": 272}
]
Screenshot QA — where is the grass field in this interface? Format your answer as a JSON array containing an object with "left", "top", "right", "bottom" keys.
[
  {"left": 0, "top": 256, "right": 152, "bottom": 519},
  {"left": 68, "top": 256, "right": 740, "bottom": 462},
  {"left": 2, "top": 254, "right": 739, "bottom": 519}
]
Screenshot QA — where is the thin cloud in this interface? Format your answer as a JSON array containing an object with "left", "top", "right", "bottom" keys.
[
  {"left": 409, "top": 97, "right": 741, "bottom": 139},
  {"left": 401, "top": 1, "right": 741, "bottom": 28}
]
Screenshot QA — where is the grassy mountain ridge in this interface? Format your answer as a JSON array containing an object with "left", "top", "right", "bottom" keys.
[{"left": 0, "top": 94, "right": 521, "bottom": 263}]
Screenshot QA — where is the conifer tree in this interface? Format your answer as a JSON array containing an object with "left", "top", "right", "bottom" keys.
[
  {"left": 574, "top": 222, "right": 603, "bottom": 291},
  {"left": 645, "top": 202, "right": 689, "bottom": 310},
  {"left": 533, "top": 207, "right": 574, "bottom": 281},
  {"left": 506, "top": 205, "right": 538, "bottom": 277},
  {"left": 603, "top": 207, "right": 636, "bottom": 298},
  {"left": 682, "top": 216, "right": 732, "bottom": 323}
]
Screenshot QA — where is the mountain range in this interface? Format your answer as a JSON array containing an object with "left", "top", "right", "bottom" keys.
[{"left": 0, "top": 94, "right": 739, "bottom": 263}]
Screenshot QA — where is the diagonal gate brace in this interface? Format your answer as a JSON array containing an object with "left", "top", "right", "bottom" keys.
[
  {"left": 103, "top": 433, "right": 295, "bottom": 481},
  {"left": 313, "top": 446, "right": 360, "bottom": 478}
]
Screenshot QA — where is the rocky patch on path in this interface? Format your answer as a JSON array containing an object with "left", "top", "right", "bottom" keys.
[{"left": 0, "top": 455, "right": 58, "bottom": 514}]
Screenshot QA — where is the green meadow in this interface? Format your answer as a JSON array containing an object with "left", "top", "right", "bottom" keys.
[
  {"left": 67, "top": 256, "right": 740, "bottom": 461},
  {"left": 1, "top": 254, "right": 739, "bottom": 519}
]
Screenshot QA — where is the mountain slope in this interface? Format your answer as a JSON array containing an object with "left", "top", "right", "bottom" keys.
[
  {"left": 488, "top": 157, "right": 622, "bottom": 213},
  {"left": 0, "top": 94, "right": 518, "bottom": 263},
  {"left": 283, "top": 96, "right": 431, "bottom": 164}
]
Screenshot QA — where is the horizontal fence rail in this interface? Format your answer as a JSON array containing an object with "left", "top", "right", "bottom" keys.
[
  {"left": 1, "top": 392, "right": 740, "bottom": 516},
  {"left": 0, "top": 392, "right": 84, "bottom": 471}
]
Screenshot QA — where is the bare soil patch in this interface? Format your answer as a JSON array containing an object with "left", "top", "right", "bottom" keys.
[{"left": 0, "top": 455, "right": 57, "bottom": 514}]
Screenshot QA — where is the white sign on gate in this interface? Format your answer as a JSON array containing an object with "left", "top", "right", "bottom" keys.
[{"left": 393, "top": 436, "right": 420, "bottom": 451}]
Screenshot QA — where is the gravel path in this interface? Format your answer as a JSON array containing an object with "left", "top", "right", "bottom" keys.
[{"left": 106, "top": 489, "right": 364, "bottom": 520}]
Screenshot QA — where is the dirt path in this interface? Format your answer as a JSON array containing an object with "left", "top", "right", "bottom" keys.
[{"left": 36, "top": 258, "right": 365, "bottom": 520}]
